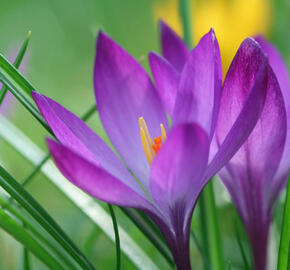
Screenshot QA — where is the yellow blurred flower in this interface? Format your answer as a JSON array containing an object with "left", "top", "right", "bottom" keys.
[{"left": 153, "top": 0, "right": 272, "bottom": 73}]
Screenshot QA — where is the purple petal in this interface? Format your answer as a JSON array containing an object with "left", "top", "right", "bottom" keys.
[
  {"left": 205, "top": 38, "right": 269, "bottom": 180},
  {"left": 150, "top": 123, "right": 209, "bottom": 218},
  {"left": 94, "top": 32, "right": 167, "bottom": 190},
  {"left": 47, "top": 139, "right": 152, "bottom": 210},
  {"left": 172, "top": 29, "right": 222, "bottom": 139},
  {"left": 219, "top": 64, "right": 286, "bottom": 217},
  {"left": 255, "top": 36, "right": 290, "bottom": 199},
  {"left": 160, "top": 20, "right": 190, "bottom": 73},
  {"left": 149, "top": 52, "right": 180, "bottom": 116},
  {"left": 32, "top": 91, "right": 141, "bottom": 194}
]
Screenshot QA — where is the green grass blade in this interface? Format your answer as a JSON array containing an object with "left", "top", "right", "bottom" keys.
[
  {"left": 0, "top": 194, "right": 78, "bottom": 270},
  {"left": 178, "top": 0, "right": 193, "bottom": 47},
  {"left": 22, "top": 247, "right": 30, "bottom": 270},
  {"left": 0, "top": 208, "right": 64, "bottom": 270},
  {"left": 234, "top": 218, "right": 251, "bottom": 270},
  {"left": 190, "top": 231, "right": 211, "bottom": 270},
  {"left": 0, "top": 31, "right": 31, "bottom": 105},
  {"left": 0, "top": 53, "right": 52, "bottom": 135},
  {"left": 0, "top": 166, "right": 96, "bottom": 270},
  {"left": 277, "top": 179, "right": 290, "bottom": 270},
  {"left": 108, "top": 204, "right": 121, "bottom": 270},
  {"left": 198, "top": 182, "right": 224, "bottom": 270},
  {"left": 0, "top": 115, "right": 160, "bottom": 270}
]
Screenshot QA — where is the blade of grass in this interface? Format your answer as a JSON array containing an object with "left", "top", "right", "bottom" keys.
[
  {"left": 0, "top": 208, "right": 64, "bottom": 270},
  {"left": 0, "top": 166, "right": 96, "bottom": 270},
  {"left": 0, "top": 193, "right": 78, "bottom": 270},
  {"left": 277, "top": 178, "right": 290, "bottom": 270},
  {"left": 0, "top": 115, "right": 160, "bottom": 270},
  {"left": 22, "top": 246, "right": 30, "bottom": 270},
  {"left": 0, "top": 31, "right": 31, "bottom": 106},
  {"left": 234, "top": 218, "right": 251, "bottom": 270},
  {"left": 190, "top": 231, "right": 211, "bottom": 270},
  {"left": 108, "top": 204, "right": 121, "bottom": 270},
  {"left": 199, "top": 182, "right": 224, "bottom": 270},
  {"left": 178, "top": 0, "right": 193, "bottom": 47},
  {"left": 0, "top": 52, "right": 52, "bottom": 134}
]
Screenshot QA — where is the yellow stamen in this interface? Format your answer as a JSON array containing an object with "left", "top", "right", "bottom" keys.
[
  {"left": 140, "top": 127, "right": 153, "bottom": 165},
  {"left": 139, "top": 117, "right": 167, "bottom": 165},
  {"left": 160, "top": 123, "right": 166, "bottom": 142}
]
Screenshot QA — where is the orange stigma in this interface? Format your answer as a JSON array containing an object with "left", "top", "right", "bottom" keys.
[
  {"left": 152, "top": 136, "right": 162, "bottom": 154},
  {"left": 139, "top": 117, "right": 166, "bottom": 165}
]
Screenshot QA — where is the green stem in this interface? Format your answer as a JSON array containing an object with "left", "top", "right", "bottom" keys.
[
  {"left": 108, "top": 204, "right": 121, "bottom": 270},
  {"left": 277, "top": 179, "right": 290, "bottom": 270},
  {"left": 199, "top": 182, "right": 224, "bottom": 270},
  {"left": 179, "top": 0, "right": 193, "bottom": 47}
]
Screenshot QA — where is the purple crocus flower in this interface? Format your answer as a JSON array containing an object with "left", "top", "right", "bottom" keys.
[
  {"left": 215, "top": 36, "right": 289, "bottom": 270},
  {"left": 32, "top": 27, "right": 271, "bottom": 269}
]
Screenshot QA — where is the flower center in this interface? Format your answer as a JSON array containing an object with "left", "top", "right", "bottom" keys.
[{"left": 139, "top": 117, "right": 166, "bottom": 165}]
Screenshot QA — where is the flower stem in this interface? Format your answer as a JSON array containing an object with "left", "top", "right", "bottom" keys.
[
  {"left": 277, "top": 178, "right": 290, "bottom": 270},
  {"left": 199, "top": 182, "right": 224, "bottom": 270},
  {"left": 178, "top": 0, "right": 193, "bottom": 47}
]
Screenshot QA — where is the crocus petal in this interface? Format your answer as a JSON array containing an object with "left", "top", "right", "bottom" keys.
[
  {"left": 94, "top": 32, "right": 167, "bottom": 190},
  {"left": 160, "top": 20, "right": 190, "bottom": 73},
  {"left": 172, "top": 29, "right": 222, "bottom": 139},
  {"left": 205, "top": 38, "right": 269, "bottom": 180},
  {"left": 150, "top": 123, "right": 209, "bottom": 220},
  {"left": 47, "top": 139, "right": 152, "bottom": 210},
  {"left": 219, "top": 64, "right": 286, "bottom": 218},
  {"left": 149, "top": 52, "right": 180, "bottom": 116},
  {"left": 255, "top": 36, "right": 290, "bottom": 199},
  {"left": 32, "top": 91, "right": 141, "bottom": 194}
]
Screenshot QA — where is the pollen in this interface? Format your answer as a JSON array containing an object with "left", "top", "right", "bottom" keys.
[{"left": 139, "top": 117, "right": 166, "bottom": 165}]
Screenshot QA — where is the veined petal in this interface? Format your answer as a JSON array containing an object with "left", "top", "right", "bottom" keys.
[
  {"left": 32, "top": 91, "right": 141, "bottom": 194},
  {"left": 172, "top": 29, "right": 222, "bottom": 139},
  {"left": 205, "top": 38, "right": 269, "bottom": 180},
  {"left": 94, "top": 32, "right": 167, "bottom": 190},
  {"left": 150, "top": 124, "right": 209, "bottom": 221},
  {"left": 255, "top": 36, "right": 290, "bottom": 200},
  {"left": 159, "top": 20, "right": 190, "bottom": 73},
  {"left": 149, "top": 52, "right": 180, "bottom": 116},
  {"left": 47, "top": 139, "right": 152, "bottom": 210},
  {"left": 219, "top": 64, "right": 286, "bottom": 219}
]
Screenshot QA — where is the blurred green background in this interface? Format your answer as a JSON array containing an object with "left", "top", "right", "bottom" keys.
[{"left": 0, "top": 0, "right": 289, "bottom": 269}]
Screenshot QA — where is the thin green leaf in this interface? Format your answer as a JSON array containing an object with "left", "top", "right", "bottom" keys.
[
  {"left": 108, "top": 204, "right": 121, "bottom": 270},
  {"left": 234, "top": 218, "right": 251, "bottom": 270},
  {"left": 198, "top": 182, "right": 224, "bottom": 270},
  {"left": 0, "top": 208, "right": 64, "bottom": 270},
  {"left": 0, "top": 194, "right": 78, "bottom": 270},
  {"left": 0, "top": 167, "right": 96, "bottom": 270},
  {"left": 190, "top": 231, "right": 211, "bottom": 270},
  {"left": 0, "top": 31, "right": 31, "bottom": 105},
  {"left": 0, "top": 53, "right": 52, "bottom": 135},
  {"left": 178, "top": 0, "right": 193, "bottom": 47},
  {"left": 277, "top": 178, "right": 290, "bottom": 270},
  {"left": 0, "top": 115, "right": 160, "bottom": 270},
  {"left": 22, "top": 153, "right": 50, "bottom": 187},
  {"left": 22, "top": 246, "right": 30, "bottom": 270}
]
